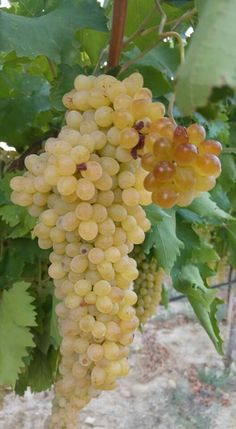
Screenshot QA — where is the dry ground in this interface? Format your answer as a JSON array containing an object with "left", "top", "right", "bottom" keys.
[{"left": 1, "top": 300, "right": 236, "bottom": 429}]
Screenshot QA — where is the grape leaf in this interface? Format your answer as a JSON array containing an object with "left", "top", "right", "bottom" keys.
[
  {"left": 79, "top": 28, "right": 108, "bottom": 65},
  {"left": 144, "top": 213, "right": 184, "bottom": 273},
  {"left": 144, "top": 203, "right": 171, "bottom": 223},
  {"left": 173, "top": 264, "right": 224, "bottom": 354},
  {"left": 176, "top": 0, "right": 236, "bottom": 114},
  {"left": 226, "top": 221, "right": 236, "bottom": 268},
  {"left": 27, "top": 349, "right": 54, "bottom": 392},
  {"left": 0, "top": 68, "right": 51, "bottom": 146},
  {"left": 0, "top": 239, "right": 46, "bottom": 289},
  {"left": 0, "top": 172, "right": 20, "bottom": 204},
  {"left": 188, "top": 193, "right": 233, "bottom": 222},
  {"left": 192, "top": 241, "right": 220, "bottom": 264},
  {"left": 0, "top": 281, "right": 36, "bottom": 386},
  {"left": 219, "top": 154, "right": 236, "bottom": 192},
  {"left": 0, "top": 0, "right": 108, "bottom": 63}
]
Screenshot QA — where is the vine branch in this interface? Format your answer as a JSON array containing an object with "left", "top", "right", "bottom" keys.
[
  {"left": 118, "top": 31, "right": 185, "bottom": 76},
  {"left": 107, "top": 0, "right": 128, "bottom": 69}
]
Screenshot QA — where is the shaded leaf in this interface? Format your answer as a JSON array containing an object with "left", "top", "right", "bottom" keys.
[
  {"left": 176, "top": 0, "right": 236, "bottom": 114},
  {"left": 0, "top": 0, "right": 107, "bottom": 63}
]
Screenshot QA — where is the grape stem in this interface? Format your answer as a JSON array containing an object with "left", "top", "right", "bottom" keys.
[
  {"left": 222, "top": 147, "right": 236, "bottom": 154},
  {"left": 168, "top": 94, "right": 177, "bottom": 127},
  {"left": 46, "top": 57, "right": 57, "bottom": 79},
  {"left": 123, "top": 6, "right": 196, "bottom": 48},
  {"left": 118, "top": 31, "right": 184, "bottom": 76},
  {"left": 107, "top": 0, "right": 128, "bottom": 69}
]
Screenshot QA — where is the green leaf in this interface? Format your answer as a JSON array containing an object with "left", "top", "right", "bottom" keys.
[
  {"left": 0, "top": 205, "right": 22, "bottom": 227},
  {"left": 0, "top": 0, "right": 107, "bottom": 63},
  {"left": 161, "top": 284, "right": 169, "bottom": 309},
  {"left": 144, "top": 203, "right": 171, "bottom": 223},
  {"left": 79, "top": 29, "right": 108, "bottom": 65},
  {"left": 226, "top": 221, "right": 236, "bottom": 268},
  {"left": 219, "top": 154, "right": 236, "bottom": 192},
  {"left": 27, "top": 349, "right": 53, "bottom": 392},
  {"left": 192, "top": 241, "right": 220, "bottom": 264},
  {"left": 0, "top": 281, "right": 36, "bottom": 386},
  {"left": 123, "top": 44, "right": 180, "bottom": 79},
  {"left": 0, "top": 172, "right": 20, "bottom": 204},
  {"left": 174, "top": 264, "right": 224, "bottom": 354},
  {"left": 152, "top": 213, "right": 184, "bottom": 273},
  {"left": 12, "top": 0, "right": 45, "bottom": 17},
  {"left": 188, "top": 193, "right": 233, "bottom": 222},
  {"left": 0, "top": 239, "right": 46, "bottom": 287},
  {"left": 176, "top": 0, "right": 236, "bottom": 114},
  {"left": 0, "top": 68, "right": 51, "bottom": 146},
  {"left": 50, "top": 64, "right": 83, "bottom": 111}
]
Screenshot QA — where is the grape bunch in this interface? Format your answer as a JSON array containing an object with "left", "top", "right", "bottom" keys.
[
  {"left": 10, "top": 72, "right": 154, "bottom": 429},
  {"left": 132, "top": 246, "right": 164, "bottom": 324},
  {"left": 142, "top": 121, "right": 222, "bottom": 208}
]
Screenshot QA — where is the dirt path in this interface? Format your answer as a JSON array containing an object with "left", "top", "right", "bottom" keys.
[{"left": 1, "top": 301, "right": 236, "bottom": 429}]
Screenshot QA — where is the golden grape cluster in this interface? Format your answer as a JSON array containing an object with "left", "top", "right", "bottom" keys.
[
  {"left": 132, "top": 246, "right": 164, "bottom": 324},
  {"left": 10, "top": 72, "right": 154, "bottom": 429},
  {"left": 142, "top": 121, "right": 222, "bottom": 208}
]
